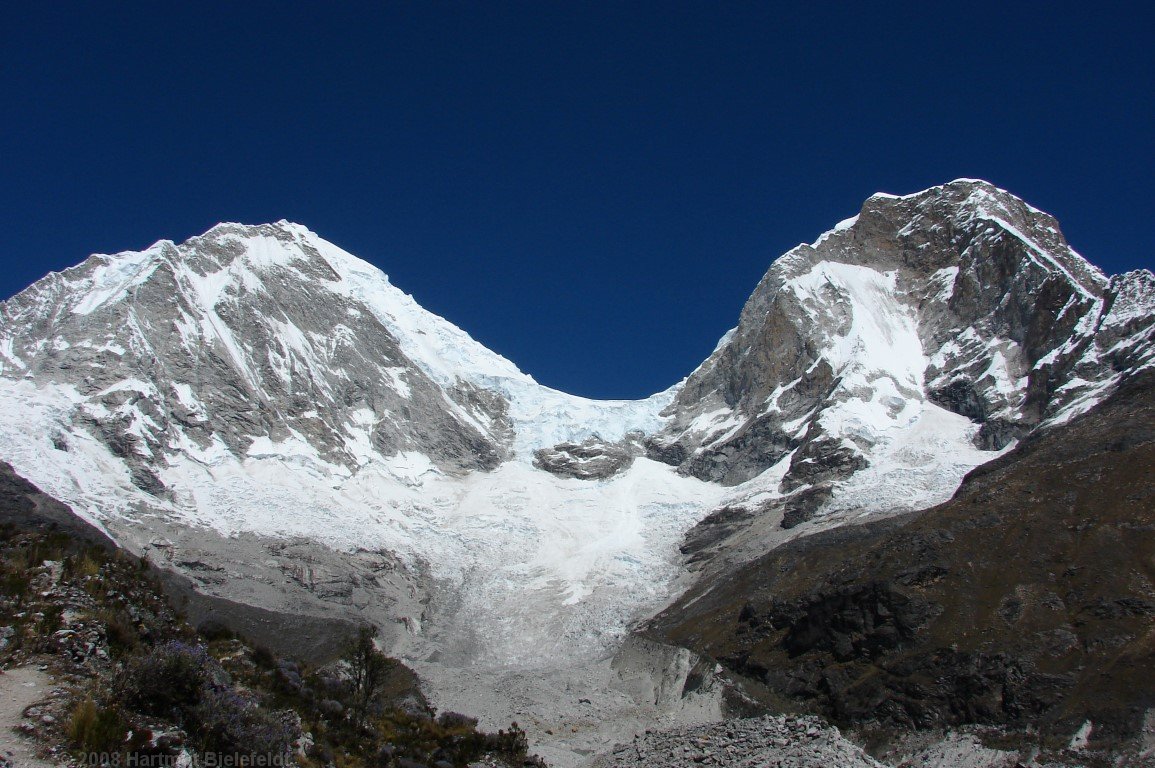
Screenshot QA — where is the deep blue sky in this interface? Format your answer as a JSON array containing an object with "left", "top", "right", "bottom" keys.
[{"left": 2, "top": 3, "right": 1152, "bottom": 398}]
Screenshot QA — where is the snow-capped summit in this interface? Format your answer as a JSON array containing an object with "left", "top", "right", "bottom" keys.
[
  {"left": 648, "top": 180, "right": 1153, "bottom": 540},
  {"left": 0, "top": 217, "right": 714, "bottom": 671},
  {"left": 0, "top": 219, "right": 670, "bottom": 482}
]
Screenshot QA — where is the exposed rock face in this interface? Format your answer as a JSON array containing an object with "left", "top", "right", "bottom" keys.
[
  {"left": 650, "top": 180, "right": 1155, "bottom": 493},
  {"left": 644, "top": 370, "right": 1155, "bottom": 751},
  {"left": 533, "top": 435, "right": 642, "bottom": 480},
  {"left": 0, "top": 222, "right": 512, "bottom": 482},
  {"left": 777, "top": 484, "right": 834, "bottom": 530},
  {"left": 679, "top": 506, "right": 757, "bottom": 564}
]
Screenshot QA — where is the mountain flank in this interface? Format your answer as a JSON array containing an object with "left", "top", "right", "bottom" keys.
[{"left": 644, "top": 368, "right": 1155, "bottom": 756}]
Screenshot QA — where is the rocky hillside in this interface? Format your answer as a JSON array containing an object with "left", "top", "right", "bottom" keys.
[
  {"left": 0, "top": 481, "right": 545, "bottom": 768},
  {"left": 643, "top": 368, "right": 1155, "bottom": 759},
  {"left": 590, "top": 715, "right": 884, "bottom": 768}
]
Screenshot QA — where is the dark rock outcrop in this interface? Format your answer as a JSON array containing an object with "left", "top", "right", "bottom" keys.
[
  {"left": 533, "top": 436, "right": 639, "bottom": 480},
  {"left": 779, "top": 437, "right": 868, "bottom": 493},
  {"left": 679, "top": 505, "right": 756, "bottom": 562},
  {"left": 779, "top": 484, "right": 835, "bottom": 529}
]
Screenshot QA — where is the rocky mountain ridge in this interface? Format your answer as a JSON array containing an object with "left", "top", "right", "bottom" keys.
[
  {"left": 653, "top": 178, "right": 1151, "bottom": 491},
  {"left": 0, "top": 220, "right": 662, "bottom": 479},
  {"left": 2, "top": 181, "right": 1150, "bottom": 528},
  {"left": 649, "top": 181, "right": 1154, "bottom": 583}
]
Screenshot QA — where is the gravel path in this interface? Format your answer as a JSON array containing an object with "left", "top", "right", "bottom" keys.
[{"left": 0, "top": 666, "right": 56, "bottom": 768}]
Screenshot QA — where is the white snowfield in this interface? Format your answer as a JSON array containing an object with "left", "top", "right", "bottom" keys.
[
  {"left": 700, "top": 255, "right": 1008, "bottom": 520},
  {"left": 0, "top": 222, "right": 717, "bottom": 669}
]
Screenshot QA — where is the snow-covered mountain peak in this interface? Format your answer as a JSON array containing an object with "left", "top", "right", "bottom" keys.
[
  {"left": 650, "top": 179, "right": 1152, "bottom": 541},
  {"left": 0, "top": 185, "right": 1152, "bottom": 759},
  {"left": 0, "top": 219, "right": 676, "bottom": 491},
  {"left": 46, "top": 217, "right": 526, "bottom": 389},
  {"left": 2, "top": 184, "right": 1146, "bottom": 503},
  {"left": 0, "top": 221, "right": 723, "bottom": 699},
  {"left": 172, "top": 221, "right": 674, "bottom": 448}
]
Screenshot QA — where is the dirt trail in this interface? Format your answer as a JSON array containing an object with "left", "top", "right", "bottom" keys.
[{"left": 0, "top": 666, "right": 56, "bottom": 768}]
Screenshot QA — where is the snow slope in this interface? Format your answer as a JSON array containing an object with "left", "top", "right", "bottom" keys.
[
  {"left": 307, "top": 227, "right": 674, "bottom": 455},
  {"left": 0, "top": 221, "right": 708, "bottom": 673}
]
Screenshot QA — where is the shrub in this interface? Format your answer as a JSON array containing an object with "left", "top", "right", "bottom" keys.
[
  {"left": 251, "top": 644, "right": 276, "bottom": 669},
  {"left": 344, "top": 625, "right": 391, "bottom": 727},
  {"left": 65, "top": 553, "right": 102, "bottom": 579},
  {"left": 37, "top": 604, "right": 63, "bottom": 634},
  {"left": 197, "top": 619, "right": 235, "bottom": 642},
  {"left": 0, "top": 570, "right": 31, "bottom": 603},
  {"left": 69, "top": 697, "right": 129, "bottom": 755},
  {"left": 122, "top": 640, "right": 212, "bottom": 717},
  {"left": 102, "top": 609, "right": 140, "bottom": 657},
  {"left": 190, "top": 686, "right": 296, "bottom": 759},
  {"left": 435, "top": 711, "right": 478, "bottom": 731},
  {"left": 33, "top": 604, "right": 64, "bottom": 651}
]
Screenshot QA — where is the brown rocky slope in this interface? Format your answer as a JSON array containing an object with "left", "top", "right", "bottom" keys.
[{"left": 643, "top": 369, "right": 1155, "bottom": 752}]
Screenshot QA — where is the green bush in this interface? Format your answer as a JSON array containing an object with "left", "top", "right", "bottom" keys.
[
  {"left": 121, "top": 640, "right": 212, "bottom": 716},
  {"left": 102, "top": 609, "right": 140, "bottom": 657},
  {"left": 0, "top": 570, "right": 31, "bottom": 603},
  {"left": 190, "top": 686, "right": 296, "bottom": 759}
]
